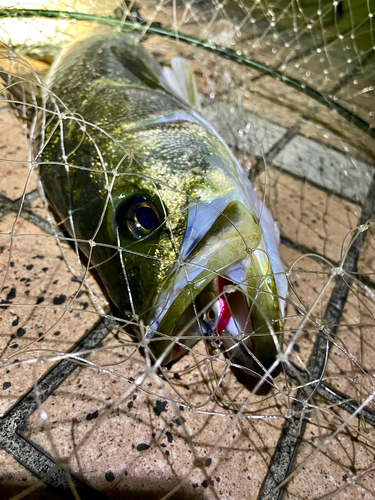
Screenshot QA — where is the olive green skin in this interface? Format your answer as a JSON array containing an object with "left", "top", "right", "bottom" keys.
[
  {"left": 38, "top": 32, "right": 238, "bottom": 321},
  {"left": 37, "top": 32, "right": 283, "bottom": 383}
]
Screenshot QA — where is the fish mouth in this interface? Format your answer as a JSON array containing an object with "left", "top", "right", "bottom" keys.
[{"left": 148, "top": 200, "right": 284, "bottom": 393}]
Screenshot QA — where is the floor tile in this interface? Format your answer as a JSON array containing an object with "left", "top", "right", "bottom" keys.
[
  {"left": 0, "top": 448, "right": 64, "bottom": 500},
  {"left": 201, "top": 101, "right": 287, "bottom": 160},
  {"left": 0, "top": 112, "right": 38, "bottom": 201},
  {"left": 254, "top": 167, "right": 362, "bottom": 264},
  {"left": 0, "top": 213, "right": 105, "bottom": 415},
  {"left": 272, "top": 135, "right": 374, "bottom": 203}
]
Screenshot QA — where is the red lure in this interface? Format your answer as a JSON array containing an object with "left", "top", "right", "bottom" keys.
[{"left": 215, "top": 277, "right": 231, "bottom": 333}]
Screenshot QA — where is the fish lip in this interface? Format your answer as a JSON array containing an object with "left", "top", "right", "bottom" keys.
[
  {"left": 147, "top": 200, "right": 262, "bottom": 360},
  {"left": 146, "top": 200, "right": 283, "bottom": 383},
  {"left": 209, "top": 279, "right": 283, "bottom": 391},
  {"left": 149, "top": 265, "right": 283, "bottom": 389}
]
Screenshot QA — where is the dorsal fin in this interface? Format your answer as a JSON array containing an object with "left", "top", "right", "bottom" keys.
[{"left": 162, "top": 57, "right": 201, "bottom": 110}]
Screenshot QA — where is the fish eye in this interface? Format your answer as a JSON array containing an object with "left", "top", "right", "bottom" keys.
[
  {"left": 114, "top": 195, "right": 163, "bottom": 240},
  {"left": 206, "top": 308, "right": 216, "bottom": 321},
  {"left": 202, "top": 302, "right": 221, "bottom": 333}
]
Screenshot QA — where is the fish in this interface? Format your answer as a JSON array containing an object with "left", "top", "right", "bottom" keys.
[{"left": 22, "top": 30, "right": 287, "bottom": 393}]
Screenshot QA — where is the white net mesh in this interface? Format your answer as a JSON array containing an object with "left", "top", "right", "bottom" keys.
[{"left": 0, "top": 1, "right": 375, "bottom": 499}]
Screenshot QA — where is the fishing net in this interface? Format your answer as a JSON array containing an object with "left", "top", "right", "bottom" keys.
[{"left": 0, "top": 1, "right": 374, "bottom": 499}]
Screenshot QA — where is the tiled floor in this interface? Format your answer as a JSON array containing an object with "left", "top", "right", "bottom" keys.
[{"left": 1, "top": 3, "right": 375, "bottom": 500}]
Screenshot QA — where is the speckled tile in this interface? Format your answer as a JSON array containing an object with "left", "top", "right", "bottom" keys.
[
  {"left": 324, "top": 284, "right": 375, "bottom": 403},
  {"left": 201, "top": 101, "right": 287, "bottom": 160},
  {"left": 276, "top": 249, "right": 375, "bottom": 499},
  {"left": 278, "top": 244, "right": 336, "bottom": 370},
  {"left": 287, "top": 417, "right": 375, "bottom": 500},
  {"left": 14, "top": 241, "right": 348, "bottom": 500},
  {"left": 254, "top": 167, "right": 362, "bottom": 264},
  {"left": 0, "top": 111, "right": 38, "bottom": 201},
  {"left": 299, "top": 107, "right": 375, "bottom": 165},
  {"left": 2, "top": 161, "right": 375, "bottom": 499},
  {"left": 23, "top": 332, "right": 285, "bottom": 500},
  {"left": 0, "top": 213, "right": 107, "bottom": 415},
  {"left": 0, "top": 448, "right": 65, "bottom": 500},
  {"left": 230, "top": 83, "right": 302, "bottom": 130},
  {"left": 252, "top": 76, "right": 320, "bottom": 117}
]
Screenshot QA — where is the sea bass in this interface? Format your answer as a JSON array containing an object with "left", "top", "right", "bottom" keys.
[{"left": 36, "top": 32, "right": 287, "bottom": 392}]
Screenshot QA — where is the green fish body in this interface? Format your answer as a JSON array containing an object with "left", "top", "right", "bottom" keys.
[{"left": 37, "top": 32, "right": 287, "bottom": 391}]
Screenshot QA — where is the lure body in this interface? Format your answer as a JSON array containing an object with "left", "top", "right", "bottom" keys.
[{"left": 37, "top": 32, "right": 287, "bottom": 390}]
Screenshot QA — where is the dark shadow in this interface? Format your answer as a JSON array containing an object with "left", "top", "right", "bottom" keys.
[{"left": 0, "top": 477, "right": 210, "bottom": 500}]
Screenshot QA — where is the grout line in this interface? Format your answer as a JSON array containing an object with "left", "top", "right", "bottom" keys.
[
  {"left": 257, "top": 173, "right": 375, "bottom": 500},
  {"left": 0, "top": 189, "right": 40, "bottom": 208},
  {"left": 280, "top": 235, "right": 337, "bottom": 266},
  {"left": 0, "top": 107, "right": 373, "bottom": 499},
  {"left": 0, "top": 190, "right": 54, "bottom": 235},
  {"left": 19, "top": 210, "right": 55, "bottom": 234},
  {"left": 22, "top": 188, "right": 41, "bottom": 204},
  {"left": 268, "top": 161, "right": 370, "bottom": 205},
  {"left": 281, "top": 234, "right": 375, "bottom": 290},
  {"left": 249, "top": 108, "right": 318, "bottom": 183},
  {"left": 1, "top": 188, "right": 41, "bottom": 207},
  {"left": 0, "top": 431, "right": 107, "bottom": 500},
  {"left": 0, "top": 317, "right": 115, "bottom": 498},
  {"left": 0, "top": 7, "right": 373, "bottom": 497},
  {"left": 5, "top": 317, "right": 116, "bottom": 421},
  {"left": 283, "top": 363, "right": 375, "bottom": 427},
  {"left": 316, "top": 382, "right": 375, "bottom": 427}
]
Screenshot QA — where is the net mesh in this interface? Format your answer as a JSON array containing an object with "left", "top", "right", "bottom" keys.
[{"left": 0, "top": 1, "right": 375, "bottom": 499}]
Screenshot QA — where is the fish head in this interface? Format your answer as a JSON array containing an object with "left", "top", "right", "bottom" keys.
[
  {"left": 95, "top": 120, "right": 285, "bottom": 393},
  {"left": 40, "top": 102, "right": 285, "bottom": 394}
]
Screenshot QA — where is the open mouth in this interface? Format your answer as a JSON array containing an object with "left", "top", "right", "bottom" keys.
[
  {"left": 160, "top": 270, "right": 283, "bottom": 393},
  {"left": 147, "top": 200, "right": 284, "bottom": 393}
]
